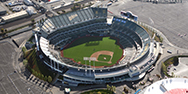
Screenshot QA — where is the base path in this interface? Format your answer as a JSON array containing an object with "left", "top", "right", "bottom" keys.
[{"left": 90, "top": 51, "right": 114, "bottom": 64}]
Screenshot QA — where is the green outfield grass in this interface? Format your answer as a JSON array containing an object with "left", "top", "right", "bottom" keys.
[
  {"left": 98, "top": 54, "right": 111, "bottom": 62},
  {"left": 81, "top": 89, "right": 113, "bottom": 94},
  {"left": 62, "top": 37, "right": 123, "bottom": 66}
]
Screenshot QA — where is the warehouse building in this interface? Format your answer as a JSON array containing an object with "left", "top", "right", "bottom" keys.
[
  {"left": 0, "top": 5, "right": 7, "bottom": 15},
  {"left": 1, "top": 10, "right": 28, "bottom": 23}
]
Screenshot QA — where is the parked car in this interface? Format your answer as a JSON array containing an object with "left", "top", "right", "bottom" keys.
[
  {"left": 147, "top": 67, "right": 155, "bottom": 73},
  {"left": 107, "top": 1, "right": 112, "bottom": 6},
  {"left": 167, "top": 50, "right": 172, "bottom": 54}
]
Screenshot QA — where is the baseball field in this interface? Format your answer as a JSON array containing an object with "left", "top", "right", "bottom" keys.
[{"left": 62, "top": 36, "right": 123, "bottom": 67}]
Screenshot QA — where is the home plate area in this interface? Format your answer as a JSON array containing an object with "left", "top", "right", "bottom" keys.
[{"left": 90, "top": 51, "right": 114, "bottom": 64}]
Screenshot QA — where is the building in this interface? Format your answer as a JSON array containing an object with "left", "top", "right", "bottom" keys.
[
  {"left": 0, "top": 5, "right": 7, "bottom": 15},
  {"left": 23, "top": 0, "right": 33, "bottom": 5},
  {"left": 140, "top": 78, "right": 188, "bottom": 94},
  {"left": 2, "top": 10, "right": 28, "bottom": 23},
  {"left": 34, "top": 7, "right": 159, "bottom": 86},
  {"left": 27, "top": 6, "right": 37, "bottom": 15}
]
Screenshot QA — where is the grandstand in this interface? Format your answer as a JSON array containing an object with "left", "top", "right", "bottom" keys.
[{"left": 34, "top": 7, "right": 159, "bottom": 86}]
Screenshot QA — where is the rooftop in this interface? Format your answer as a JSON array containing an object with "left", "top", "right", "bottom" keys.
[
  {"left": 0, "top": 4, "right": 6, "bottom": 12},
  {"left": 2, "top": 11, "right": 28, "bottom": 21}
]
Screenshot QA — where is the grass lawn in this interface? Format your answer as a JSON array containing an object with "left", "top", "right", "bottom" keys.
[
  {"left": 81, "top": 89, "right": 113, "bottom": 94},
  {"left": 63, "top": 37, "right": 123, "bottom": 66},
  {"left": 161, "top": 56, "right": 178, "bottom": 77},
  {"left": 98, "top": 54, "right": 111, "bottom": 62}
]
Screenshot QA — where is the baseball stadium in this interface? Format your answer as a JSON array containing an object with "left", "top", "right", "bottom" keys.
[{"left": 34, "top": 7, "right": 159, "bottom": 86}]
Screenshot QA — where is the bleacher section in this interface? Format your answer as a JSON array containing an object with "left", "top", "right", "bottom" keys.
[
  {"left": 41, "top": 8, "right": 107, "bottom": 36},
  {"left": 49, "top": 21, "right": 108, "bottom": 49},
  {"left": 109, "top": 16, "right": 151, "bottom": 64},
  {"left": 39, "top": 37, "right": 64, "bottom": 73}
]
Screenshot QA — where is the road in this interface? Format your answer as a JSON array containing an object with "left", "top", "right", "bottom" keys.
[
  {"left": 32, "top": 0, "right": 59, "bottom": 16},
  {"left": 0, "top": 14, "right": 42, "bottom": 29}
]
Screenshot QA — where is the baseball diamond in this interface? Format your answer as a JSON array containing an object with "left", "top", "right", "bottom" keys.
[
  {"left": 91, "top": 51, "right": 113, "bottom": 64},
  {"left": 62, "top": 37, "right": 123, "bottom": 67}
]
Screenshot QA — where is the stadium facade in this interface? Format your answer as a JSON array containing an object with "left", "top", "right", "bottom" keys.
[{"left": 34, "top": 7, "right": 160, "bottom": 86}]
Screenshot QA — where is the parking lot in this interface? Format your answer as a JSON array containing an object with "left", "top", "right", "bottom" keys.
[
  {"left": 0, "top": 39, "right": 49, "bottom": 94},
  {"left": 108, "top": 0, "right": 188, "bottom": 49}
]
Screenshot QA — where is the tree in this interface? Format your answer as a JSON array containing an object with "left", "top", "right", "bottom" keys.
[
  {"left": 31, "top": 19, "right": 35, "bottom": 27},
  {"left": 42, "top": 18, "right": 44, "bottom": 22},
  {"left": 106, "top": 84, "right": 111, "bottom": 91},
  {"left": 41, "top": 74, "right": 44, "bottom": 80},
  {"left": 171, "top": 72, "right": 175, "bottom": 77},
  {"left": 38, "top": 73, "right": 41, "bottom": 78},
  {"left": 37, "top": 72, "right": 40, "bottom": 77},
  {"left": 89, "top": 2, "right": 93, "bottom": 5},
  {"left": 48, "top": 76, "right": 52, "bottom": 83},
  {"left": 97, "top": 91, "right": 101, "bottom": 94},
  {"left": 62, "top": 9, "right": 65, "bottom": 13},
  {"left": 71, "top": 7, "right": 75, "bottom": 11},
  {"left": 32, "top": 19, "right": 35, "bottom": 22},
  {"left": 1, "top": 28, "right": 4, "bottom": 33},
  {"left": 34, "top": 71, "right": 38, "bottom": 76},
  {"left": 4, "top": 29, "right": 7, "bottom": 33},
  {"left": 44, "top": 76, "right": 48, "bottom": 81},
  {"left": 22, "top": 47, "right": 27, "bottom": 53},
  {"left": 31, "top": 69, "right": 35, "bottom": 74},
  {"left": 124, "top": 87, "right": 128, "bottom": 93},
  {"left": 23, "top": 59, "right": 28, "bottom": 66},
  {"left": 31, "top": 19, "right": 35, "bottom": 23},
  {"left": 22, "top": 47, "right": 27, "bottom": 57},
  {"left": 57, "top": 11, "right": 60, "bottom": 14},
  {"left": 71, "top": 3, "right": 81, "bottom": 11},
  {"left": 111, "top": 85, "right": 116, "bottom": 92}
]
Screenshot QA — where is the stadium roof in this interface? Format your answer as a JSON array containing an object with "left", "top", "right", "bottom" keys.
[{"left": 40, "top": 7, "right": 107, "bottom": 34}]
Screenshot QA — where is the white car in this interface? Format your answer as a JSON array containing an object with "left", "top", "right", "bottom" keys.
[
  {"left": 167, "top": 50, "right": 172, "bottom": 53},
  {"left": 147, "top": 67, "right": 155, "bottom": 73},
  {"left": 107, "top": 2, "right": 112, "bottom": 6}
]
